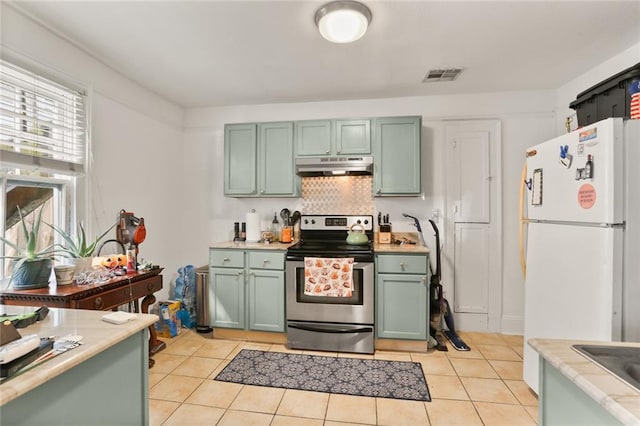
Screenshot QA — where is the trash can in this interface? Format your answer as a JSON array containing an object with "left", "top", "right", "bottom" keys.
[{"left": 195, "top": 266, "right": 212, "bottom": 333}]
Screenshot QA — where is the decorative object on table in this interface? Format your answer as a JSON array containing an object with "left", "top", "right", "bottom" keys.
[
  {"left": 216, "top": 349, "right": 431, "bottom": 401},
  {"left": 0, "top": 206, "right": 57, "bottom": 290},
  {"left": 47, "top": 218, "right": 116, "bottom": 283},
  {"left": 174, "top": 265, "right": 196, "bottom": 328},
  {"left": 47, "top": 219, "right": 116, "bottom": 259},
  {"left": 53, "top": 264, "right": 75, "bottom": 286}
]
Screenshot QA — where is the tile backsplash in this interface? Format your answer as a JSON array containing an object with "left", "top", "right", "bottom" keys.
[{"left": 301, "top": 176, "right": 374, "bottom": 215}]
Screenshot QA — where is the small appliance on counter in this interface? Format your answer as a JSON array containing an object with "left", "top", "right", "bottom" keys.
[{"left": 377, "top": 212, "right": 392, "bottom": 243}]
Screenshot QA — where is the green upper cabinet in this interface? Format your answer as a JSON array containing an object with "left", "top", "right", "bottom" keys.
[
  {"left": 296, "top": 119, "right": 371, "bottom": 156},
  {"left": 224, "top": 123, "right": 257, "bottom": 196},
  {"left": 335, "top": 119, "right": 371, "bottom": 155},
  {"left": 296, "top": 120, "right": 332, "bottom": 156},
  {"left": 373, "top": 116, "right": 422, "bottom": 196},
  {"left": 224, "top": 122, "right": 298, "bottom": 197},
  {"left": 258, "top": 122, "right": 297, "bottom": 196}
]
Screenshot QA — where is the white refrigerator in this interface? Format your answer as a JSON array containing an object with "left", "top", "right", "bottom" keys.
[{"left": 522, "top": 117, "right": 640, "bottom": 394}]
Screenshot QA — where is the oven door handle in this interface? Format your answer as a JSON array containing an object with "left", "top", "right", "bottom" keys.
[{"left": 288, "top": 323, "right": 373, "bottom": 334}]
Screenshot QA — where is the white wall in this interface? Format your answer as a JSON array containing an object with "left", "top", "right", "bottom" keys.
[
  {"left": 184, "top": 92, "right": 558, "bottom": 334},
  {"left": 1, "top": 4, "right": 185, "bottom": 301}
]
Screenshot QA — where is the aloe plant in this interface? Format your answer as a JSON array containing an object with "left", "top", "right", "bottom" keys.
[
  {"left": 0, "top": 206, "right": 58, "bottom": 284},
  {"left": 47, "top": 220, "right": 116, "bottom": 258}
]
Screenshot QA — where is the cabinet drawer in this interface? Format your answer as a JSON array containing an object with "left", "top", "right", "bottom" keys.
[
  {"left": 248, "top": 251, "right": 285, "bottom": 270},
  {"left": 376, "top": 254, "right": 427, "bottom": 274},
  {"left": 75, "top": 275, "right": 163, "bottom": 310},
  {"left": 210, "top": 250, "right": 245, "bottom": 268}
]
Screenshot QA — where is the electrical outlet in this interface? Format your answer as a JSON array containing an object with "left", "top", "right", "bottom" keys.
[{"left": 430, "top": 208, "right": 439, "bottom": 222}]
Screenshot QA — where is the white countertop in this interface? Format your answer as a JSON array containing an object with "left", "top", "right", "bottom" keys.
[
  {"left": 0, "top": 306, "right": 157, "bottom": 406},
  {"left": 529, "top": 338, "right": 640, "bottom": 425}
]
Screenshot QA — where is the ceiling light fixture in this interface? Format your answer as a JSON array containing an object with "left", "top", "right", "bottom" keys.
[{"left": 315, "top": 1, "right": 372, "bottom": 44}]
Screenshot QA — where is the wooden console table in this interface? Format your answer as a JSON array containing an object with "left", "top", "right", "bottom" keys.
[{"left": 0, "top": 268, "right": 166, "bottom": 365}]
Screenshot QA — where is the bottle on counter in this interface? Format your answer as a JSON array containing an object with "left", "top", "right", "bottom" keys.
[
  {"left": 240, "top": 222, "right": 246, "bottom": 241},
  {"left": 233, "top": 222, "right": 241, "bottom": 242},
  {"left": 271, "top": 212, "right": 280, "bottom": 242}
]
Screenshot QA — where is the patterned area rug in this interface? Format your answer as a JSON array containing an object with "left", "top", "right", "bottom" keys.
[{"left": 214, "top": 349, "right": 431, "bottom": 401}]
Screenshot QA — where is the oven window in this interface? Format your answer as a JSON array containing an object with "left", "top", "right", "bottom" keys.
[{"left": 295, "top": 266, "right": 364, "bottom": 305}]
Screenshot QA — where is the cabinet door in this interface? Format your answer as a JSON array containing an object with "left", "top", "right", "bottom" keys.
[
  {"left": 374, "top": 116, "right": 422, "bottom": 195},
  {"left": 376, "top": 273, "right": 428, "bottom": 339},
  {"left": 336, "top": 119, "right": 371, "bottom": 155},
  {"left": 296, "top": 120, "right": 332, "bottom": 156},
  {"left": 248, "top": 269, "right": 285, "bottom": 332},
  {"left": 259, "top": 122, "right": 297, "bottom": 196},
  {"left": 224, "top": 124, "right": 257, "bottom": 196},
  {"left": 209, "top": 267, "right": 245, "bottom": 329}
]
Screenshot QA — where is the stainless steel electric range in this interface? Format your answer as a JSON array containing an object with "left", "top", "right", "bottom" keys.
[{"left": 285, "top": 214, "right": 375, "bottom": 354}]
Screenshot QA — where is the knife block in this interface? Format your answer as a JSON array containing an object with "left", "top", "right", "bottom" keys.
[{"left": 378, "top": 225, "right": 391, "bottom": 244}]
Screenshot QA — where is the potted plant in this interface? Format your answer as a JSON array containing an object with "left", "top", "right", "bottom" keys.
[
  {"left": 0, "top": 206, "right": 58, "bottom": 289},
  {"left": 47, "top": 220, "right": 117, "bottom": 281},
  {"left": 47, "top": 220, "right": 116, "bottom": 259}
]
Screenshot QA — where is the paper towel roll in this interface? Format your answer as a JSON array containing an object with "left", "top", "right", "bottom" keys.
[{"left": 246, "top": 209, "right": 261, "bottom": 242}]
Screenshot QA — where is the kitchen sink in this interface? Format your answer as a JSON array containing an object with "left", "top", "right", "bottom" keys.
[{"left": 572, "top": 344, "right": 640, "bottom": 392}]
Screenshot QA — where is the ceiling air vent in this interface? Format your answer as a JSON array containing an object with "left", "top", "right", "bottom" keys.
[{"left": 423, "top": 68, "right": 463, "bottom": 82}]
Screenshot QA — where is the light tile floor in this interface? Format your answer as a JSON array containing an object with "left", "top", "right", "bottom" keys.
[{"left": 149, "top": 330, "right": 538, "bottom": 425}]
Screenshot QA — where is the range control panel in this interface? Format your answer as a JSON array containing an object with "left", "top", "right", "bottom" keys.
[{"left": 300, "top": 215, "right": 374, "bottom": 231}]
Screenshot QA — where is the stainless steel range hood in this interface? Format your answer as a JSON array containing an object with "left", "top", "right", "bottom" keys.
[{"left": 295, "top": 156, "right": 373, "bottom": 177}]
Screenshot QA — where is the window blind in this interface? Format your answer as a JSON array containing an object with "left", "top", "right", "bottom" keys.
[{"left": 0, "top": 59, "right": 86, "bottom": 175}]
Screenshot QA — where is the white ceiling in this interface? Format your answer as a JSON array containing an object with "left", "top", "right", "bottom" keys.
[{"left": 10, "top": 1, "right": 640, "bottom": 108}]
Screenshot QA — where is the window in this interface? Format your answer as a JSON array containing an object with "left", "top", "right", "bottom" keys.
[{"left": 0, "top": 59, "right": 87, "bottom": 282}]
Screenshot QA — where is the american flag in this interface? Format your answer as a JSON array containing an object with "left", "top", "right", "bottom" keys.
[{"left": 631, "top": 79, "right": 640, "bottom": 120}]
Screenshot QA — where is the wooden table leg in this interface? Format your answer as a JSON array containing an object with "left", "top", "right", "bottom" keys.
[{"left": 141, "top": 293, "right": 166, "bottom": 368}]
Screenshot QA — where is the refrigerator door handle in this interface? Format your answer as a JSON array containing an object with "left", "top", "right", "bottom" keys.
[{"left": 519, "top": 161, "right": 528, "bottom": 278}]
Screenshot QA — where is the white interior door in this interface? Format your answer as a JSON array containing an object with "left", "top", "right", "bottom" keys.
[{"left": 445, "top": 120, "right": 501, "bottom": 332}]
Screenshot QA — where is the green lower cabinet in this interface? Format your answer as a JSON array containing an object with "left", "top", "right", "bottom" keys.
[
  {"left": 376, "top": 273, "right": 428, "bottom": 340},
  {"left": 376, "top": 253, "right": 429, "bottom": 340},
  {"left": 248, "top": 269, "right": 285, "bottom": 332},
  {"left": 209, "top": 249, "right": 285, "bottom": 332},
  {"left": 539, "top": 358, "right": 621, "bottom": 425},
  {"left": 209, "top": 267, "right": 245, "bottom": 329}
]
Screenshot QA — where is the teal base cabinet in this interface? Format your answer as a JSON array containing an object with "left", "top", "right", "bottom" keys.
[
  {"left": 209, "top": 267, "right": 245, "bottom": 329},
  {"left": 209, "top": 249, "right": 286, "bottom": 332},
  {"left": 374, "top": 116, "right": 422, "bottom": 196},
  {"left": 375, "top": 254, "right": 429, "bottom": 340},
  {"left": 249, "top": 269, "right": 285, "bottom": 332},
  {"left": 1, "top": 331, "right": 149, "bottom": 425},
  {"left": 539, "top": 358, "right": 622, "bottom": 425}
]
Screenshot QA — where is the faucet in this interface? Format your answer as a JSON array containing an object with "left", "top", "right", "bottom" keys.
[{"left": 402, "top": 213, "right": 426, "bottom": 247}]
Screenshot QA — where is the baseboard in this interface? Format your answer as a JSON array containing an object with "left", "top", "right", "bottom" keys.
[
  {"left": 500, "top": 315, "right": 524, "bottom": 335},
  {"left": 375, "top": 339, "right": 429, "bottom": 353},
  {"left": 212, "top": 328, "right": 287, "bottom": 344}
]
